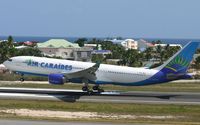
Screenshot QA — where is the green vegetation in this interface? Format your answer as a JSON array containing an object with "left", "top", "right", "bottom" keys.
[
  {"left": 16, "top": 47, "right": 43, "bottom": 57},
  {"left": 194, "top": 56, "right": 200, "bottom": 69},
  {"left": 91, "top": 54, "right": 104, "bottom": 63},
  {"left": 0, "top": 36, "right": 16, "bottom": 63},
  {"left": 74, "top": 38, "right": 87, "bottom": 47}
]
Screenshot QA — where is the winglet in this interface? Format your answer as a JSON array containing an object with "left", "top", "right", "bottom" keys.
[{"left": 94, "top": 61, "right": 101, "bottom": 68}]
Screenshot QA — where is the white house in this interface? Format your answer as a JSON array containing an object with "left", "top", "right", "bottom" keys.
[{"left": 107, "top": 38, "right": 138, "bottom": 50}]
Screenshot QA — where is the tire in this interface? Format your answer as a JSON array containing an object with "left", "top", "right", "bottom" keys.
[
  {"left": 92, "top": 86, "right": 98, "bottom": 90},
  {"left": 82, "top": 86, "right": 88, "bottom": 91},
  {"left": 19, "top": 78, "right": 25, "bottom": 82}
]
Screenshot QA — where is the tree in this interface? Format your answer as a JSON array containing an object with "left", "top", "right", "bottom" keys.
[
  {"left": 121, "top": 49, "right": 142, "bottom": 67},
  {"left": 196, "top": 48, "right": 200, "bottom": 54},
  {"left": 0, "top": 42, "right": 9, "bottom": 63},
  {"left": 164, "top": 46, "right": 180, "bottom": 61},
  {"left": 194, "top": 56, "right": 200, "bottom": 69},
  {"left": 0, "top": 36, "right": 18, "bottom": 63},
  {"left": 16, "top": 47, "right": 43, "bottom": 57},
  {"left": 144, "top": 47, "right": 153, "bottom": 61},
  {"left": 7, "top": 35, "right": 16, "bottom": 58},
  {"left": 91, "top": 54, "right": 105, "bottom": 63},
  {"left": 155, "top": 45, "right": 162, "bottom": 61},
  {"left": 7, "top": 35, "right": 14, "bottom": 48},
  {"left": 74, "top": 38, "right": 87, "bottom": 47}
]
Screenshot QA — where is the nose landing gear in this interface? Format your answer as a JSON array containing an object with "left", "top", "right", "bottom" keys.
[{"left": 19, "top": 74, "right": 24, "bottom": 82}]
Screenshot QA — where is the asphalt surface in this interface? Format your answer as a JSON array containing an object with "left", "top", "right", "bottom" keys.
[{"left": 0, "top": 87, "right": 200, "bottom": 105}]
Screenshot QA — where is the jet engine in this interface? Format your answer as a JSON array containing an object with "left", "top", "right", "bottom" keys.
[{"left": 48, "top": 74, "right": 65, "bottom": 85}]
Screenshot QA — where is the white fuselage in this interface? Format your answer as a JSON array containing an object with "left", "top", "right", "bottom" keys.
[{"left": 3, "top": 56, "right": 159, "bottom": 85}]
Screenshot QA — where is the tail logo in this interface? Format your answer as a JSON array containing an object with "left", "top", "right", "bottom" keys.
[{"left": 164, "top": 55, "right": 190, "bottom": 72}]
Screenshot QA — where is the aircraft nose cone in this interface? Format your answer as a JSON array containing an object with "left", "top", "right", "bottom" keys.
[
  {"left": 2, "top": 60, "right": 9, "bottom": 68},
  {"left": 0, "top": 64, "right": 6, "bottom": 68},
  {"left": 0, "top": 63, "right": 7, "bottom": 71},
  {"left": 3, "top": 61, "right": 7, "bottom": 66}
]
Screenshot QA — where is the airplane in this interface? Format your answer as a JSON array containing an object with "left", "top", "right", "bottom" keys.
[{"left": 3, "top": 41, "right": 199, "bottom": 93}]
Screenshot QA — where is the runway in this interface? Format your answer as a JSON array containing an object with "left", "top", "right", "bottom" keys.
[{"left": 0, "top": 87, "right": 200, "bottom": 105}]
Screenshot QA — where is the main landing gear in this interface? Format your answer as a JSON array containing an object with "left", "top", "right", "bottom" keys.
[
  {"left": 81, "top": 79, "right": 104, "bottom": 93},
  {"left": 81, "top": 85, "right": 104, "bottom": 93}
]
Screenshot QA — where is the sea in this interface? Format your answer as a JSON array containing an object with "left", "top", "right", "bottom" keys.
[{"left": 0, "top": 36, "right": 199, "bottom": 46}]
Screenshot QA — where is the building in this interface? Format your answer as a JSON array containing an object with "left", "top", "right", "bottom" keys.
[
  {"left": 37, "top": 39, "right": 79, "bottom": 59},
  {"left": 154, "top": 44, "right": 182, "bottom": 48},
  {"left": 121, "top": 39, "right": 138, "bottom": 50},
  {"left": 74, "top": 47, "right": 93, "bottom": 62},
  {"left": 37, "top": 39, "right": 92, "bottom": 61},
  {"left": 37, "top": 39, "right": 80, "bottom": 48},
  {"left": 84, "top": 44, "right": 102, "bottom": 50},
  {"left": 107, "top": 38, "right": 138, "bottom": 50},
  {"left": 106, "top": 38, "right": 124, "bottom": 44},
  {"left": 137, "top": 39, "right": 154, "bottom": 52},
  {"left": 15, "top": 45, "right": 29, "bottom": 49},
  {"left": 0, "top": 40, "right": 8, "bottom": 43},
  {"left": 92, "top": 50, "right": 112, "bottom": 55}
]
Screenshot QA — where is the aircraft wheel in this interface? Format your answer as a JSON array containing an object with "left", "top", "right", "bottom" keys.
[
  {"left": 19, "top": 78, "right": 25, "bottom": 82},
  {"left": 92, "top": 85, "right": 99, "bottom": 91},
  {"left": 93, "top": 85, "right": 104, "bottom": 92},
  {"left": 82, "top": 86, "right": 89, "bottom": 92}
]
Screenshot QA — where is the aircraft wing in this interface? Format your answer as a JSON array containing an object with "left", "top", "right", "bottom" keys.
[{"left": 63, "top": 62, "right": 100, "bottom": 81}]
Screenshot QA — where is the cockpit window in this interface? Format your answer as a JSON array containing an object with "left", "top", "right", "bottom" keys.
[{"left": 8, "top": 59, "right": 12, "bottom": 62}]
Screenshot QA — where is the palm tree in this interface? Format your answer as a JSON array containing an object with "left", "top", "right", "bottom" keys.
[
  {"left": 7, "top": 36, "right": 16, "bottom": 58},
  {"left": 0, "top": 42, "right": 9, "bottom": 63},
  {"left": 144, "top": 47, "right": 153, "bottom": 61},
  {"left": 156, "top": 45, "right": 162, "bottom": 61},
  {"left": 74, "top": 38, "right": 87, "bottom": 47},
  {"left": 122, "top": 49, "right": 142, "bottom": 67},
  {"left": 194, "top": 56, "right": 200, "bottom": 69},
  {"left": 7, "top": 35, "right": 14, "bottom": 48}
]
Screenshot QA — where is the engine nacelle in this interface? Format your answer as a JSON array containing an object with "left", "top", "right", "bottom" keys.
[{"left": 48, "top": 74, "right": 65, "bottom": 85}]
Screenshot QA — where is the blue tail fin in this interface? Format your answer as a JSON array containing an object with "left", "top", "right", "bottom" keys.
[{"left": 156, "top": 41, "right": 199, "bottom": 74}]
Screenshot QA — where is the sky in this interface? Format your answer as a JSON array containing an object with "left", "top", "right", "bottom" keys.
[{"left": 0, "top": 0, "right": 200, "bottom": 39}]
